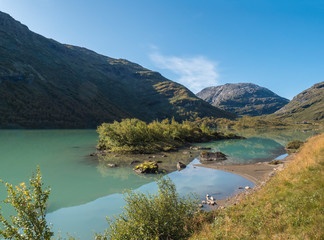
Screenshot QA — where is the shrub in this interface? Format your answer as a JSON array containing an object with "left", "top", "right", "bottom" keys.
[
  {"left": 0, "top": 167, "right": 53, "bottom": 240},
  {"left": 286, "top": 140, "right": 304, "bottom": 153},
  {"left": 96, "top": 177, "right": 199, "bottom": 240}
]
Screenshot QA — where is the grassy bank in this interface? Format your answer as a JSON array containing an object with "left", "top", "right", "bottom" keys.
[
  {"left": 97, "top": 118, "right": 242, "bottom": 154},
  {"left": 190, "top": 133, "right": 324, "bottom": 239}
]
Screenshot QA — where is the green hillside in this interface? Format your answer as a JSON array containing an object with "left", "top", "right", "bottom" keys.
[
  {"left": 0, "top": 11, "right": 235, "bottom": 128},
  {"left": 268, "top": 82, "right": 324, "bottom": 123}
]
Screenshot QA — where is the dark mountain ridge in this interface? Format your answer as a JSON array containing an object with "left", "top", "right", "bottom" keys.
[
  {"left": 196, "top": 83, "right": 289, "bottom": 116},
  {"left": 0, "top": 11, "right": 235, "bottom": 128}
]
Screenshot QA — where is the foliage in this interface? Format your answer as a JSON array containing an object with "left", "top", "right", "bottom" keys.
[
  {"left": 268, "top": 159, "right": 283, "bottom": 165},
  {"left": 97, "top": 118, "right": 241, "bottom": 153},
  {"left": 134, "top": 161, "right": 159, "bottom": 173},
  {"left": 97, "top": 177, "right": 199, "bottom": 240},
  {"left": 191, "top": 116, "right": 292, "bottom": 132},
  {"left": 190, "top": 133, "right": 324, "bottom": 239},
  {"left": 0, "top": 167, "right": 53, "bottom": 240},
  {"left": 285, "top": 140, "right": 304, "bottom": 153}
]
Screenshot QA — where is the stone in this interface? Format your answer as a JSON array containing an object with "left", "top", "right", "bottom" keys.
[
  {"left": 245, "top": 186, "right": 251, "bottom": 190},
  {"left": 200, "top": 151, "right": 227, "bottom": 161},
  {"left": 202, "top": 200, "right": 206, "bottom": 204},
  {"left": 161, "top": 154, "right": 167, "bottom": 158},
  {"left": 134, "top": 161, "right": 158, "bottom": 174},
  {"left": 198, "top": 204, "right": 203, "bottom": 208},
  {"left": 189, "top": 146, "right": 212, "bottom": 151},
  {"left": 177, "top": 161, "right": 186, "bottom": 170},
  {"left": 107, "top": 163, "right": 117, "bottom": 168}
]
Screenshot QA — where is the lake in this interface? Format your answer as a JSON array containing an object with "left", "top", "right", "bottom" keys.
[{"left": 0, "top": 128, "right": 321, "bottom": 239}]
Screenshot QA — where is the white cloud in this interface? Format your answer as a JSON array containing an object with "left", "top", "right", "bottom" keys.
[{"left": 149, "top": 51, "right": 219, "bottom": 93}]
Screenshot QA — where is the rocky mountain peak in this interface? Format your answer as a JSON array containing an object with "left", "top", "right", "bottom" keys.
[{"left": 197, "top": 83, "right": 289, "bottom": 116}]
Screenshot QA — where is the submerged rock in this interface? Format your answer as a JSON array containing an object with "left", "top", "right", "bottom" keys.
[{"left": 200, "top": 151, "right": 227, "bottom": 161}]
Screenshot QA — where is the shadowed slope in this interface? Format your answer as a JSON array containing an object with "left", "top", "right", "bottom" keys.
[{"left": 0, "top": 11, "right": 235, "bottom": 128}]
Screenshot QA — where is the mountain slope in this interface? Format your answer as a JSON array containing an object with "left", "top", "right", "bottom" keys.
[
  {"left": 0, "top": 11, "right": 235, "bottom": 128},
  {"left": 269, "top": 82, "right": 324, "bottom": 122},
  {"left": 196, "top": 83, "right": 289, "bottom": 116}
]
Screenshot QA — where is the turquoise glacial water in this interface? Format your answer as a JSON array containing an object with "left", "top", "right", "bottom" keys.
[{"left": 0, "top": 128, "right": 318, "bottom": 239}]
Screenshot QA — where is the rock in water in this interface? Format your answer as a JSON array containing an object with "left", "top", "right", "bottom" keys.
[
  {"left": 177, "top": 161, "right": 186, "bottom": 170},
  {"left": 200, "top": 151, "right": 227, "bottom": 161},
  {"left": 134, "top": 161, "right": 158, "bottom": 174}
]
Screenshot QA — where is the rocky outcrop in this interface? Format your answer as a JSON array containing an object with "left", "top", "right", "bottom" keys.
[{"left": 197, "top": 83, "right": 289, "bottom": 116}]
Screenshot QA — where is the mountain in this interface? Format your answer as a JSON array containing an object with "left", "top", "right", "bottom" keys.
[
  {"left": 269, "top": 82, "right": 324, "bottom": 122},
  {"left": 0, "top": 11, "right": 235, "bottom": 128},
  {"left": 196, "top": 83, "right": 289, "bottom": 116}
]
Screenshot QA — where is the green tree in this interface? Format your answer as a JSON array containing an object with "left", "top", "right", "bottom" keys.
[{"left": 0, "top": 167, "right": 53, "bottom": 240}]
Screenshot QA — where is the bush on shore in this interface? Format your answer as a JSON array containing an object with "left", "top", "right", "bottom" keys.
[
  {"left": 95, "top": 177, "right": 199, "bottom": 240},
  {"left": 285, "top": 139, "right": 304, "bottom": 153}
]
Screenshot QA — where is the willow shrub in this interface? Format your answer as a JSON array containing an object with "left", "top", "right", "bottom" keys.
[
  {"left": 95, "top": 177, "right": 199, "bottom": 240},
  {"left": 97, "top": 118, "right": 226, "bottom": 153},
  {"left": 0, "top": 167, "right": 53, "bottom": 240}
]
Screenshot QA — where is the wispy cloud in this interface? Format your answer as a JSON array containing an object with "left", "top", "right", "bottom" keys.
[{"left": 149, "top": 51, "right": 219, "bottom": 93}]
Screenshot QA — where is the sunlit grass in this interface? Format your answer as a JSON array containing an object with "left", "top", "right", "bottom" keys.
[{"left": 190, "top": 133, "right": 324, "bottom": 239}]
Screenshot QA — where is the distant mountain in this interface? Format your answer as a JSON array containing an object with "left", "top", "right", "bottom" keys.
[
  {"left": 269, "top": 82, "right": 324, "bottom": 122},
  {"left": 196, "top": 83, "right": 289, "bottom": 116},
  {"left": 0, "top": 11, "right": 235, "bottom": 128}
]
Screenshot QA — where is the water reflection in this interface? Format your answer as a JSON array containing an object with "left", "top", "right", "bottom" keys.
[
  {"left": 47, "top": 159, "right": 253, "bottom": 240},
  {"left": 196, "top": 137, "right": 285, "bottom": 164}
]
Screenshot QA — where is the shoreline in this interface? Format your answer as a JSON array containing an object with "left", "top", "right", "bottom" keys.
[{"left": 195, "top": 153, "right": 296, "bottom": 208}]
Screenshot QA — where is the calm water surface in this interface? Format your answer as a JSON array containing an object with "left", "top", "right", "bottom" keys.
[{"left": 0, "top": 128, "right": 320, "bottom": 239}]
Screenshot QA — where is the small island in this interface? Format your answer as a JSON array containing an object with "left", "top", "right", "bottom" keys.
[
  {"left": 96, "top": 118, "right": 244, "bottom": 154},
  {"left": 95, "top": 118, "right": 244, "bottom": 173}
]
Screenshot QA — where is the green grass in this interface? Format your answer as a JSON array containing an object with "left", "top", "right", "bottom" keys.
[{"left": 190, "top": 133, "right": 324, "bottom": 239}]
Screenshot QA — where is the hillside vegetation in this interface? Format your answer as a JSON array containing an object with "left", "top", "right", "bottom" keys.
[
  {"left": 268, "top": 81, "right": 324, "bottom": 123},
  {"left": 190, "top": 132, "right": 324, "bottom": 239},
  {"left": 0, "top": 11, "right": 234, "bottom": 128}
]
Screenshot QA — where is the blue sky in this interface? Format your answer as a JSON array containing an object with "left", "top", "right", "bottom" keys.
[{"left": 1, "top": 0, "right": 323, "bottom": 99}]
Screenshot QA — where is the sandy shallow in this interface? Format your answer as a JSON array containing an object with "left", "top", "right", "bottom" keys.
[{"left": 195, "top": 153, "right": 295, "bottom": 208}]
